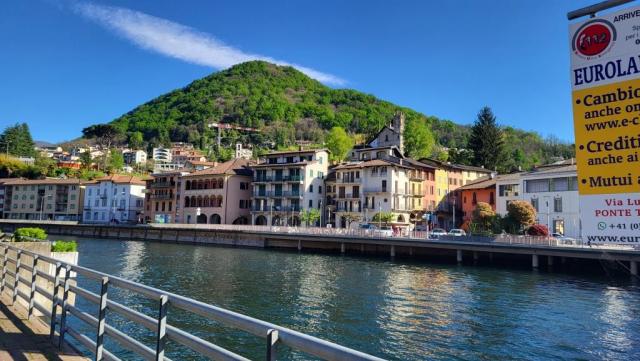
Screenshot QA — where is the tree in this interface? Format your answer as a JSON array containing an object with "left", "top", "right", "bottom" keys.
[
  {"left": 83, "top": 124, "right": 123, "bottom": 169},
  {"left": 342, "top": 213, "right": 362, "bottom": 228},
  {"left": 468, "top": 107, "right": 504, "bottom": 170},
  {"left": 325, "top": 127, "right": 353, "bottom": 163},
  {"left": 300, "top": 208, "right": 321, "bottom": 227},
  {"left": 372, "top": 211, "right": 395, "bottom": 226},
  {"left": 129, "top": 131, "right": 144, "bottom": 149},
  {"left": 472, "top": 202, "right": 495, "bottom": 230},
  {"left": 82, "top": 124, "right": 123, "bottom": 149},
  {"left": 79, "top": 151, "right": 92, "bottom": 169},
  {"left": 506, "top": 200, "right": 536, "bottom": 232},
  {"left": 404, "top": 118, "right": 435, "bottom": 159},
  {"left": 107, "top": 149, "right": 124, "bottom": 173},
  {"left": 0, "top": 123, "right": 36, "bottom": 157}
]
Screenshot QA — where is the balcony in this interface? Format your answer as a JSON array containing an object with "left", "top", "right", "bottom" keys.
[
  {"left": 364, "top": 189, "right": 387, "bottom": 194},
  {"left": 337, "top": 177, "right": 361, "bottom": 184},
  {"left": 253, "top": 177, "right": 273, "bottom": 183},
  {"left": 335, "top": 206, "right": 361, "bottom": 213},
  {"left": 336, "top": 193, "right": 360, "bottom": 199},
  {"left": 150, "top": 182, "right": 174, "bottom": 188},
  {"left": 251, "top": 205, "right": 271, "bottom": 212},
  {"left": 152, "top": 194, "right": 174, "bottom": 200},
  {"left": 282, "top": 191, "right": 302, "bottom": 198},
  {"left": 284, "top": 175, "right": 303, "bottom": 182}
]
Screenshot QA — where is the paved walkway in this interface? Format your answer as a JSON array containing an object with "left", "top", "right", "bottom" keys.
[{"left": 0, "top": 294, "right": 88, "bottom": 361}]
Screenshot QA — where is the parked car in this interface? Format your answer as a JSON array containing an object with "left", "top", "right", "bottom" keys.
[
  {"left": 360, "top": 224, "right": 393, "bottom": 237},
  {"left": 448, "top": 229, "right": 466, "bottom": 236},
  {"left": 552, "top": 232, "right": 577, "bottom": 243},
  {"left": 430, "top": 228, "right": 448, "bottom": 237}
]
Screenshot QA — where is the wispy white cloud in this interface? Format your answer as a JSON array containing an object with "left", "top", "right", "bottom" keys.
[{"left": 72, "top": 2, "right": 345, "bottom": 85}]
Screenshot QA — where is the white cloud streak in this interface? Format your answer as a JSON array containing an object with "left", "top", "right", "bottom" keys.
[{"left": 73, "top": 2, "right": 345, "bottom": 85}]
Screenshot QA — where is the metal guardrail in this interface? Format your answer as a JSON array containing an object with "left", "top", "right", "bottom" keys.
[{"left": 0, "top": 242, "right": 386, "bottom": 361}]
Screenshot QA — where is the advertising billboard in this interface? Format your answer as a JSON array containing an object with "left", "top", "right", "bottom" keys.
[{"left": 570, "top": 5, "right": 640, "bottom": 244}]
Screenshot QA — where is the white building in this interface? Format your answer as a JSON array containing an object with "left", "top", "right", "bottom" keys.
[
  {"left": 496, "top": 164, "right": 580, "bottom": 238},
  {"left": 153, "top": 148, "right": 172, "bottom": 163},
  {"left": 123, "top": 150, "right": 147, "bottom": 165},
  {"left": 83, "top": 175, "right": 146, "bottom": 224},
  {"left": 250, "top": 149, "right": 329, "bottom": 226}
]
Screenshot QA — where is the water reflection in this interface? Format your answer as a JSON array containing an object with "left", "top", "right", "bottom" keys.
[{"left": 62, "top": 237, "right": 640, "bottom": 361}]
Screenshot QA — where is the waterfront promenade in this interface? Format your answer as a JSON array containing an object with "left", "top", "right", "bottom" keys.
[{"left": 0, "top": 294, "right": 87, "bottom": 361}]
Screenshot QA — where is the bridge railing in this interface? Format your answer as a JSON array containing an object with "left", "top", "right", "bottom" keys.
[{"left": 0, "top": 242, "right": 385, "bottom": 361}]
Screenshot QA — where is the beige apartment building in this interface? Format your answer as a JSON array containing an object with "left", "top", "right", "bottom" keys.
[
  {"left": 2, "top": 178, "right": 84, "bottom": 221},
  {"left": 250, "top": 149, "right": 329, "bottom": 226}
]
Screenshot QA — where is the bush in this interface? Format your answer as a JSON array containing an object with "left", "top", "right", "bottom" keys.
[
  {"left": 14, "top": 227, "right": 48, "bottom": 242},
  {"left": 526, "top": 224, "right": 549, "bottom": 236},
  {"left": 507, "top": 200, "right": 537, "bottom": 231},
  {"left": 51, "top": 240, "right": 77, "bottom": 252}
]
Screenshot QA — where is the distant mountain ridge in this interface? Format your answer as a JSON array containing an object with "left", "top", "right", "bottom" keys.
[{"left": 103, "top": 60, "right": 573, "bottom": 171}]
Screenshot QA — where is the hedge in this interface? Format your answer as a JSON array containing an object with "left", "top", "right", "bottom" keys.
[
  {"left": 51, "top": 241, "right": 78, "bottom": 252},
  {"left": 14, "top": 227, "right": 48, "bottom": 242}
]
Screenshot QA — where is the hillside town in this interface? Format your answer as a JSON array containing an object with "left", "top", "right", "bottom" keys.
[{"left": 0, "top": 112, "right": 580, "bottom": 238}]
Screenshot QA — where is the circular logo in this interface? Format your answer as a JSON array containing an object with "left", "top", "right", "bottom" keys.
[{"left": 572, "top": 19, "right": 616, "bottom": 59}]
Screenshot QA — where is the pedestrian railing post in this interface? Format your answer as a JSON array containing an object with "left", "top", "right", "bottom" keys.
[
  {"left": 1, "top": 246, "right": 8, "bottom": 295},
  {"left": 96, "top": 276, "right": 109, "bottom": 360},
  {"left": 155, "top": 294, "right": 168, "bottom": 361},
  {"left": 13, "top": 250, "right": 21, "bottom": 305},
  {"left": 50, "top": 262, "right": 62, "bottom": 340},
  {"left": 58, "top": 265, "right": 71, "bottom": 349},
  {"left": 267, "top": 328, "right": 279, "bottom": 361},
  {"left": 28, "top": 255, "right": 39, "bottom": 318}
]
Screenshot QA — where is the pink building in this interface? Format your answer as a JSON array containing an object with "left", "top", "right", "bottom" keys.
[{"left": 180, "top": 158, "right": 253, "bottom": 224}]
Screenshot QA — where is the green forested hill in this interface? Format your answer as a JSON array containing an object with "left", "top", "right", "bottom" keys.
[{"left": 106, "top": 60, "right": 573, "bottom": 171}]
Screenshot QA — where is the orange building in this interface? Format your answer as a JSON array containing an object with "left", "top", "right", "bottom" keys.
[{"left": 457, "top": 176, "right": 497, "bottom": 222}]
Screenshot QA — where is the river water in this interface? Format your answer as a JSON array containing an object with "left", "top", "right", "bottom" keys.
[{"left": 60, "top": 237, "right": 640, "bottom": 360}]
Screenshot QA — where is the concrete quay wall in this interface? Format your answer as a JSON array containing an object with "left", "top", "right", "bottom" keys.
[{"left": 1, "top": 220, "right": 639, "bottom": 275}]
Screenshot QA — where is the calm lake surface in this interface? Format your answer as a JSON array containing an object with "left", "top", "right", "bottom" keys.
[{"left": 59, "top": 237, "right": 640, "bottom": 360}]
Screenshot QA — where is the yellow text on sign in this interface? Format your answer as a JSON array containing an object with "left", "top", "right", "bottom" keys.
[{"left": 572, "top": 77, "right": 640, "bottom": 195}]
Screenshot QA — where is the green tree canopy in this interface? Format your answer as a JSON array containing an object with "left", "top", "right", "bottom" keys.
[
  {"left": 300, "top": 208, "right": 321, "bottom": 227},
  {"left": 107, "top": 149, "right": 124, "bottom": 173},
  {"left": 404, "top": 118, "right": 435, "bottom": 159},
  {"left": 325, "top": 127, "right": 354, "bottom": 162},
  {"left": 468, "top": 107, "right": 504, "bottom": 170},
  {"left": 128, "top": 131, "right": 144, "bottom": 149},
  {"left": 0, "top": 123, "right": 35, "bottom": 157},
  {"left": 372, "top": 211, "right": 395, "bottom": 225}
]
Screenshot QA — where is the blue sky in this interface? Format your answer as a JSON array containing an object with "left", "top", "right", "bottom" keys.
[{"left": 0, "top": 0, "right": 607, "bottom": 143}]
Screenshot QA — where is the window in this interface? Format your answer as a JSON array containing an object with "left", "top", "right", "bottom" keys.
[
  {"left": 310, "top": 169, "right": 314, "bottom": 177},
  {"left": 319, "top": 186, "right": 322, "bottom": 194},
  {"left": 553, "top": 219, "right": 565, "bottom": 235},
  {"left": 382, "top": 180, "right": 387, "bottom": 192},
  {"left": 88, "top": 189, "right": 92, "bottom": 196},
  {"left": 318, "top": 156, "right": 323, "bottom": 164},
  {"left": 240, "top": 182, "right": 248, "bottom": 190},
  {"left": 526, "top": 179, "right": 550, "bottom": 193},
  {"left": 472, "top": 192, "right": 477, "bottom": 205},
  {"left": 489, "top": 192, "right": 494, "bottom": 205},
  {"left": 308, "top": 199, "right": 313, "bottom": 208},
  {"left": 309, "top": 185, "right": 314, "bottom": 193},
  {"left": 554, "top": 197, "right": 562, "bottom": 212},
  {"left": 531, "top": 198, "right": 539, "bottom": 212}
]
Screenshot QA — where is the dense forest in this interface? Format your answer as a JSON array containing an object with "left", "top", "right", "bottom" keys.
[{"left": 104, "top": 60, "right": 573, "bottom": 171}]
